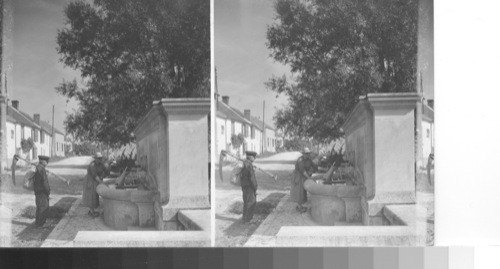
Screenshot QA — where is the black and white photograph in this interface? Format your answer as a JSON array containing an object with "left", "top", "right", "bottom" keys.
[
  {"left": 0, "top": 0, "right": 211, "bottom": 247},
  {"left": 214, "top": 0, "right": 434, "bottom": 247}
]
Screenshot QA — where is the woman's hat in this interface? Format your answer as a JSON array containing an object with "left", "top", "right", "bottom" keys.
[
  {"left": 302, "top": 147, "right": 312, "bottom": 154},
  {"left": 94, "top": 152, "right": 103, "bottom": 159}
]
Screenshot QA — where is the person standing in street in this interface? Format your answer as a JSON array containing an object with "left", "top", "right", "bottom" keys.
[
  {"left": 291, "top": 147, "right": 316, "bottom": 213},
  {"left": 82, "top": 152, "right": 108, "bottom": 217},
  {"left": 240, "top": 151, "right": 258, "bottom": 224},
  {"left": 33, "top": 155, "right": 50, "bottom": 227}
]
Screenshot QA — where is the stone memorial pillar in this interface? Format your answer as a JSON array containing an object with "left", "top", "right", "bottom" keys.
[
  {"left": 364, "top": 93, "right": 420, "bottom": 224},
  {"left": 135, "top": 98, "right": 210, "bottom": 230},
  {"left": 343, "top": 93, "right": 420, "bottom": 225}
]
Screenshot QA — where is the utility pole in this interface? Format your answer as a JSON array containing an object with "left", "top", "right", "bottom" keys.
[
  {"left": 51, "top": 105, "right": 55, "bottom": 157},
  {"left": 215, "top": 67, "right": 219, "bottom": 111},
  {"left": 262, "top": 100, "right": 265, "bottom": 153},
  {"left": 214, "top": 67, "right": 219, "bottom": 156}
]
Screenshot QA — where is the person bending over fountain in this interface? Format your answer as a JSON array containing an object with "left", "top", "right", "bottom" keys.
[
  {"left": 83, "top": 152, "right": 108, "bottom": 217},
  {"left": 291, "top": 148, "right": 316, "bottom": 213}
]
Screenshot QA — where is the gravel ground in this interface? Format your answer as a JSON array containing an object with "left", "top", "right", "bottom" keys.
[{"left": 0, "top": 157, "right": 89, "bottom": 247}]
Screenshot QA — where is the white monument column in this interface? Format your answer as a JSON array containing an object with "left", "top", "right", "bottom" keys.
[
  {"left": 161, "top": 98, "right": 210, "bottom": 228},
  {"left": 364, "top": 93, "right": 420, "bottom": 223}
]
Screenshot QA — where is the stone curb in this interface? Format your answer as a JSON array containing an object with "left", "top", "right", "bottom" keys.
[{"left": 41, "top": 198, "right": 81, "bottom": 248}]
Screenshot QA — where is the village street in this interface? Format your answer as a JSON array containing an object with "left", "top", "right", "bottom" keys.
[
  {"left": 215, "top": 151, "right": 435, "bottom": 246},
  {"left": 0, "top": 156, "right": 92, "bottom": 247}
]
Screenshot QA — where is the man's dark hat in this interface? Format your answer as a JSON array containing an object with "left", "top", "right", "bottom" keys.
[
  {"left": 245, "top": 151, "right": 257, "bottom": 157},
  {"left": 38, "top": 155, "right": 50, "bottom": 162}
]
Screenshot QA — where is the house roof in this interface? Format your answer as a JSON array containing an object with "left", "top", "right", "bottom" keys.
[
  {"left": 7, "top": 106, "right": 64, "bottom": 135},
  {"left": 216, "top": 100, "right": 277, "bottom": 132},
  {"left": 38, "top": 119, "right": 65, "bottom": 135},
  {"left": 7, "top": 107, "right": 41, "bottom": 129},
  {"left": 249, "top": 115, "right": 275, "bottom": 131},
  {"left": 19, "top": 111, "right": 64, "bottom": 135},
  {"left": 217, "top": 101, "right": 252, "bottom": 125},
  {"left": 422, "top": 103, "right": 434, "bottom": 122}
]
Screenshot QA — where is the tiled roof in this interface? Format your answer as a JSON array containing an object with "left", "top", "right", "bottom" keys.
[
  {"left": 7, "top": 106, "right": 64, "bottom": 135},
  {"left": 216, "top": 100, "right": 276, "bottom": 131},
  {"left": 217, "top": 101, "right": 252, "bottom": 125},
  {"left": 18, "top": 111, "right": 64, "bottom": 135},
  {"left": 250, "top": 115, "right": 275, "bottom": 131},
  {"left": 232, "top": 109, "right": 263, "bottom": 132},
  {"left": 422, "top": 103, "right": 434, "bottom": 122},
  {"left": 38, "top": 120, "right": 64, "bottom": 135},
  {"left": 7, "top": 107, "right": 40, "bottom": 129}
]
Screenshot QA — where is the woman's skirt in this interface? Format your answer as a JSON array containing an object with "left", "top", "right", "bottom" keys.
[
  {"left": 290, "top": 170, "right": 307, "bottom": 204},
  {"left": 82, "top": 176, "right": 99, "bottom": 209}
]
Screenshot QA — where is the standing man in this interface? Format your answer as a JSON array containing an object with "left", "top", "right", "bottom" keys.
[
  {"left": 291, "top": 148, "right": 316, "bottom": 213},
  {"left": 33, "top": 155, "right": 50, "bottom": 227},
  {"left": 240, "top": 151, "right": 258, "bottom": 224}
]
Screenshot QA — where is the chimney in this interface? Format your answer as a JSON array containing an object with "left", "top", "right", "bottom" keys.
[
  {"left": 222, "top": 96, "right": 229, "bottom": 105},
  {"left": 34, "top": 114, "right": 40, "bottom": 125},
  {"left": 12, "top": 100, "right": 19, "bottom": 109},
  {"left": 244, "top": 109, "right": 251, "bottom": 120},
  {"left": 427, "top": 99, "right": 434, "bottom": 109}
]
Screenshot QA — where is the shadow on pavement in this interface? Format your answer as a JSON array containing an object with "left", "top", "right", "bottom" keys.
[
  {"left": 15, "top": 197, "right": 77, "bottom": 245},
  {"left": 220, "top": 192, "right": 285, "bottom": 242}
]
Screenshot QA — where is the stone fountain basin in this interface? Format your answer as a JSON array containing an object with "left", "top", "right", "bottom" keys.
[
  {"left": 96, "top": 184, "right": 158, "bottom": 230},
  {"left": 304, "top": 179, "right": 364, "bottom": 225}
]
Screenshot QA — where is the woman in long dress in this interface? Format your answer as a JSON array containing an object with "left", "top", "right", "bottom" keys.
[
  {"left": 82, "top": 153, "right": 108, "bottom": 217},
  {"left": 290, "top": 148, "right": 316, "bottom": 212}
]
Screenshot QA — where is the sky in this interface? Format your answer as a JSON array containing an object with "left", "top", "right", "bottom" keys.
[
  {"left": 10, "top": 0, "right": 80, "bottom": 132},
  {"left": 214, "top": 0, "right": 290, "bottom": 128},
  {"left": 9, "top": 0, "right": 433, "bottom": 133}
]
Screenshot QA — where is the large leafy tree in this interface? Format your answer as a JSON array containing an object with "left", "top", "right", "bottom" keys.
[
  {"left": 56, "top": 0, "right": 210, "bottom": 147},
  {"left": 267, "top": 0, "right": 418, "bottom": 142}
]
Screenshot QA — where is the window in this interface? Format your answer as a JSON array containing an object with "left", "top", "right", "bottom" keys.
[
  {"left": 34, "top": 130, "right": 38, "bottom": 142},
  {"left": 231, "top": 121, "right": 235, "bottom": 135},
  {"left": 41, "top": 132, "right": 45, "bottom": 143},
  {"left": 251, "top": 126, "right": 255, "bottom": 139},
  {"left": 243, "top": 124, "right": 249, "bottom": 138},
  {"left": 426, "top": 129, "right": 430, "bottom": 138},
  {"left": 21, "top": 126, "right": 25, "bottom": 139},
  {"left": 221, "top": 125, "right": 224, "bottom": 135},
  {"left": 10, "top": 130, "right": 13, "bottom": 139}
]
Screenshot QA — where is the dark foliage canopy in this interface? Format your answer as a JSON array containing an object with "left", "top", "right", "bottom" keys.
[
  {"left": 56, "top": 0, "right": 210, "bottom": 147},
  {"left": 267, "top": 0, "right": 418, "bottom": 142}
]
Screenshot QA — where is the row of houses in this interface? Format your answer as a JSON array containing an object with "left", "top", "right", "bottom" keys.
[
  {"left": 6, "top": 100, "right": 67, "bottom": 164},
  {"left": 215, "top": 96, "right": 282, "bottom": 158}
]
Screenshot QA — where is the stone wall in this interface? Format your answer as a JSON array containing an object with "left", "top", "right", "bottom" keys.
[{"left": 342, "top": 98, "right": 374, "bottom": 197}]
